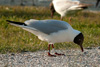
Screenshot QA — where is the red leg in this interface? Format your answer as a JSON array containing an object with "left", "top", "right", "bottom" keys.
[
  {"left": 48, "top": 44, "right": 56, "bottom": 57},
  {"left": 69, "top": 17, "right": 72, "bottom": 22},
  {"left": 52, "top": 44, "right": 65, "bottom": 56},
  {"left": 52, "top": 44, "right": 54, "bottom": 48},
  {"left": 69, "top": 17, "right": 72, "bottom": 25}
]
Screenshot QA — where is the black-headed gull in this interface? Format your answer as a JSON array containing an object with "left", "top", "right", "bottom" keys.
[
  {"left": 96, "top": 0, "right": 100, "bottom": 7},
  {"left": 7, "top": 19, "right": 84, "bottom": 57},
  {"left": 50, "top": 0, "right": 92, "bottom": 20}
]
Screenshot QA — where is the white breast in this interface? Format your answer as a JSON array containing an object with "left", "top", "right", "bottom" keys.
[{"left": 43, "top": 26, "right": 80, "bottom": 44}]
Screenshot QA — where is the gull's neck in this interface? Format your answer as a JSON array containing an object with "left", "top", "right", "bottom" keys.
[{"left": 68, "top": 29, "right": 81, "bottom": 42}]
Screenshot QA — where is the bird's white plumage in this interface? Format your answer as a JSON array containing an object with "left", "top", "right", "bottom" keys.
[
  {"left": 52, "top": 0, "right": 85, "bottom": 17},
  {"left": 46, "top": 28, "right": 80, "bottom": 44},
  {"left": 12, "top": 19, "right": 80, "bottom": 44}
]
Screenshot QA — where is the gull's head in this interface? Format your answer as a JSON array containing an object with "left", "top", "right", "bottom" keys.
[{"left": 74, "top": 33, "right": 84, "bottom": 52}]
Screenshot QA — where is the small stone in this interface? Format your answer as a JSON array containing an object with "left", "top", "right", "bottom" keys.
[
  {"left": 11, "top": 53, "right": 15, "bottom": 56},
  {"left": 85, "top": 47, "right": 92, "bottom": 50},
  {"left": 84, "top": 51, "right": 88, "bottom": 55},
  {"left": 98, "top": 47, "right": 100, "bottom": 49}
]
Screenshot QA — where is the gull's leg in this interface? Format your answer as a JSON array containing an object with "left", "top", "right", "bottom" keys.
[
  {"left": 51, "top": 44, "right": 65, "bottom": 56},
  {"left": 69, "top": 17, "right": 72, "bottom": 22},
  {"left": 61, "top": 16, "right": 71, "bottom": 25},
  {"left": 61, "top": 17, "right": 63, "bottom": 20},
  {"left": 48, "top": 44, "right": 56, "bottom": 57},
  {"left": 68, "top": 17, "right": 72, "bottom": 25},
  {"left": 51, "top": 11, "right": 54, "bottom": 18}
]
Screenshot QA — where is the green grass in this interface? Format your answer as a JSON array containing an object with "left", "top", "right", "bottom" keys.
[{"left": 0, "top": 6, "right": 100, "bottom": 53}]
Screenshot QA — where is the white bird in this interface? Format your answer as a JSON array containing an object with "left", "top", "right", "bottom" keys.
[
  {"left": 50, "top": 0, "right": 92, "bottom": 21},
  {"left": 7, "top": 19, "right": 84, "bottom": 57}
]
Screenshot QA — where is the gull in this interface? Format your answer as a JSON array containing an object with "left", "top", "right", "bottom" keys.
[
  {"left": 7, "top": 19, "right": 84, "bottom": 57},
  {"left": 50, "top": 0, "right": 92, "bottom": 21},
  {"left": 96, "top": 0, "right": 100, "bottom": 7}
]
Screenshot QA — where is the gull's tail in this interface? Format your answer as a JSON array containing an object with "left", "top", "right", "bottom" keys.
[{"left": 79, "top": 3, "right": 93, "bottom": 9}]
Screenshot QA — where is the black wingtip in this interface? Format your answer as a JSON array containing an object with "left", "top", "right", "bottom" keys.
[
  {"left": 82, "top": 6, "right": 88, "bottom": 9},
  {"left": 6, "top": 20, "right": 16, "bottom": 23},
  {"left": 6, "top": 20, "right": 10, "bottom": 22},
  {"left": 6, "top": 20, "right": 11, "bottom": 24},
  {"left": 6, "top": 20, "right": 27, "bottom": 26}
]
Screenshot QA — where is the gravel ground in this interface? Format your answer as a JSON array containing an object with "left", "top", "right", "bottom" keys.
[{"left": 0, "top": 47, "right": 100, "bottom": 67}]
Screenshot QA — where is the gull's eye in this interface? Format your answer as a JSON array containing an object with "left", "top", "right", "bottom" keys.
[{"left": 79, "top": 39, "right": 81, "bottom": 41}]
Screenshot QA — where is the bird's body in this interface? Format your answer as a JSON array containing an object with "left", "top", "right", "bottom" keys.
[
  {"left": 24, "top": 19, "right": 80, "bottom": 44},
  {"left": 53, "top": 0, "right": 80, "bottom": 17},
  {"left": 50, "top": 0, "right": 91, "bottom": 20},
  {"left": 7, "top": 19, "right": 84, "bottom": 56}
]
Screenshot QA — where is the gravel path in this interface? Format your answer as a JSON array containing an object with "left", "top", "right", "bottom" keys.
[{"left": 0, "top": 47, "right": 100, "bottom": 67}]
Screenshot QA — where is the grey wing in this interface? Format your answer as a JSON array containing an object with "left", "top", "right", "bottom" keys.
[{"left": 25, "top": 20, "right": 68, "bottom": 35}]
